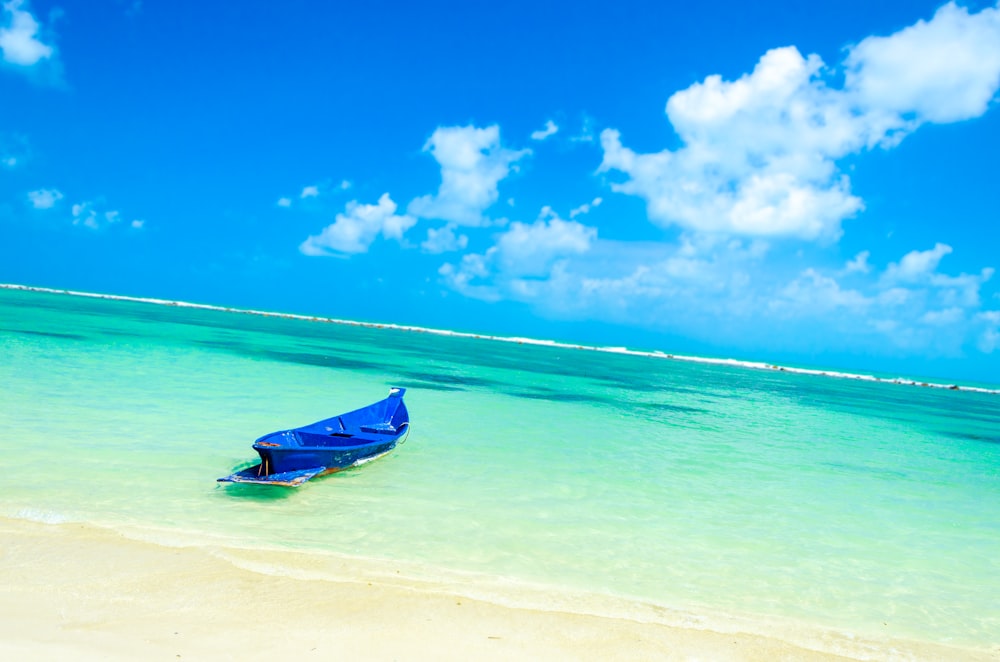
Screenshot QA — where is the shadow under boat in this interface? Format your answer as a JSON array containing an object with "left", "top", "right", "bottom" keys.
[{"left": 218, "top": 387, "right": 409, "bottom": 488}]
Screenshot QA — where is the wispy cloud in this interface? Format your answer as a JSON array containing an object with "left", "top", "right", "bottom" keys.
[
  {"left": 530, "top": 120, "right": 559, "bottom": 141},
  {"left": 570, "top": 115, "right": 596, "bottom": 143},
  {"left": 569, "top": 197, "right": 602, "bottom": 219},
  {"left": 70, "top": 200, "right": 144, "bottom": 230},
  {"left": 276, "top": 180, "right": 351, "bottom": 208},
  {"left": 0, "top": 132, "right": 29, "bottom": 168},
  {"left": 772, "top": 245, "right": 995, "bottom": 353},
  {"left": 844, "top": 250, "right": 871, "bottom": 274},
  {"left": 978, "top": 311, "right": 1000, "bottom": 353}
]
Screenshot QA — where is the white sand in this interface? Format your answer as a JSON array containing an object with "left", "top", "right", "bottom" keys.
[{"left": 1, "top": 519, "right": 994, "bottom": 661}]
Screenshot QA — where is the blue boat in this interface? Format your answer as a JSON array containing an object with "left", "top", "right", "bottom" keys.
[{"left": 218, "top": 387, "right": 409, "bottom": 487}]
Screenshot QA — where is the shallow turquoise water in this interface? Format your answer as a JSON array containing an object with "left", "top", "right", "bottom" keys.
[{"left": 1, "top": 288, "right": 999, "bottom": 647}]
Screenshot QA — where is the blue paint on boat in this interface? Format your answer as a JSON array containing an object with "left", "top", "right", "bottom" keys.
[{"left": 218, "top": 387, "right": 409, "bottom": 487}]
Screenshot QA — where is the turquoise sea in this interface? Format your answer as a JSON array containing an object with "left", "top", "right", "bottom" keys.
[{"left": 2, "top": 287, "right": 999, "bottom": 651}]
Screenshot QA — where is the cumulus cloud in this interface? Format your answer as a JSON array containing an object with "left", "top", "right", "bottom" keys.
[
  {"left": 300, "top": 185, "right": 319, "bottom": 199},
  {"left": 530, "top": 120, "right": 559, "bottom": 141},
  {"left": 27, "top": 187, "right": 62, "bottom": 209},
  {"left": 0, "top": 0, "right": 56, "bottom": 71},
  {"left": 493, "top": 207, "right": 596, "bottom": 277},
  {"left": 440, "top": 207, "right": 596, "bottom": 299},
  {"left": 300, "top": 193, "right": 416, "bottom": 256},
  {"left": 408, "top": 125, "right": 530, "bottom": 226},
  {"left": 845, "top": 3, "right": 1000, "bottom": 125},
  {"left": 599, "top": 2, "right": 1000, "bottom": 241},
  {"left": 421, "top": 224, "right": 468, "bottom": 254},
  {"left": 276, "top": 197, "right": 292, "bottom": 208}
]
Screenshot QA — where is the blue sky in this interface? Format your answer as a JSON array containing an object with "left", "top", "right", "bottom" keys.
[{"left": 2, "top": 0, "right": 1000, "bottom": 382}]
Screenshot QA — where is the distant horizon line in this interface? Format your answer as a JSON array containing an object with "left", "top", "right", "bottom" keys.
[{"left": 3, "top": 282, "right": 998, "bottom": 396}]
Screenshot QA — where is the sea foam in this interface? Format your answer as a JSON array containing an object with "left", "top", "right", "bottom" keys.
[{"left": 3, "top": 282, "right": 996, "bottom": 395}]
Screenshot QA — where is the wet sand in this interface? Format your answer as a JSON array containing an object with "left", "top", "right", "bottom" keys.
[{"left": 1, "top": 518, "right": 992, "bottom": 661}]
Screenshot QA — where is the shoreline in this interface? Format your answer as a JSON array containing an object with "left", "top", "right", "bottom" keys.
[
  {"left": 3, "top": 282, "right": 998, "bottom": 395},
  {"left": 1, "top": 517, "right": 995, "bottom": 661}
]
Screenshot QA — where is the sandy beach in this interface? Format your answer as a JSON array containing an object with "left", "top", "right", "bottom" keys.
[{"left": 1, "top": 518, "right": 993, "bottom": 662}]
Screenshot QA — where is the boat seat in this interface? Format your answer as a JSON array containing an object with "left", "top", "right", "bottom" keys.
[{"left": 360, "top": 422, "right": 397, "bottom": 434}]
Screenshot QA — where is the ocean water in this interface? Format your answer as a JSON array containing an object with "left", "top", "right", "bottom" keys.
[{"left": 2, "top": 287, "right": 999, "bottom": 651}]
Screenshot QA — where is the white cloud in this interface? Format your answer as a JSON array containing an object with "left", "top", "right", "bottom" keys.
[
  {"left": 27, "top": 187, "right": 62, "bottom": 209},
  {"left": 0, "top": 132, "right": 28, "bottom": 167},
  {"left": 569, "top": 197, "right": 603, "bottom": 219},
  {"left": 278, "top": 181, "right": 349, "bottom": 207},
  {"left": 300, "top": 193, "right": 416, "bottom": 256},
  {"left": 883, "top": 243, "right": 952, "bottom": 282},
  {"left": 408, "top": 124, "right": 530, "bottom": 226},
  {"left": 494, "top": 207, "right": 596, "bottom": 277},
  {"left": 921, "top": 307, "right": 964, "bottom": 326},
  {"left": 880, "top": 243, "right": 993, "bottom": 308},
  {"left": 530, "top": 120, "right": 559, "bottom": 141},
  {"left": 571, "top": 115, "right": 596, "bottom": 143},
  {"left": 978, "top": 311, "right": 1000, "bottom": 353},
  {"left": 0, "top": 0, "right": 54, "bottom": 67},
  {"left": 845, "top": 2, "right": 1000, "bottom": 125},
  {"left": 440, "top": 207, "right": 596, "bottom": 299},
  {"left": 71, "top": 202, "right": 97, "bottom": 228},
  {"left": 766, "top": 243, "right": 995, "bottom": 353},
  {"left": 438, "top": 221, "right": 997, "bottom": 356},
  {"left": 421, "top": 224, "right": 468, "bottom": 254},
  {"left": 779, "top": 268, "right": 871, "bottom": 312},
  {"left": 844, "top": 250, "right": 871, "bottom": 274},
  {"left": 70, "top": 200, "right": 141, "bottom": 230},
  {"left": 600, "top": 3, "right": 1000, "bottom": 241},
  {"left": 441, "top": 233, "right": 774, "bottom": 334}
]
